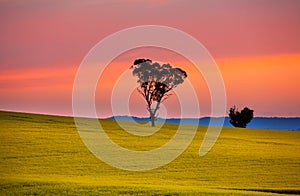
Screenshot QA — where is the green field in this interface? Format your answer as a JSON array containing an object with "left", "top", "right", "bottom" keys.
[{"left": 0, "top": 111, "right": 299, "bottom": 195}]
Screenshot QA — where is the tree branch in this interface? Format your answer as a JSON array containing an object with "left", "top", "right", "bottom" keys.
[{"left": 161, "top": 93, "right": 172, "bottom": 103}]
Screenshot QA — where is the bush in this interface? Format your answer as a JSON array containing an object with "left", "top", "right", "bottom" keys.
[{"left": 229, "top": 106, "right": 254, "bottom": 128}]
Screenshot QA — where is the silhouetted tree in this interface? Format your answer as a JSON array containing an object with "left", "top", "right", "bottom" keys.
[
  {"left": 229, "top": 106, "right": 254, "bottom": 128},
  {"left": 130, "top": 58, "right": 187, "bottom": 127}
]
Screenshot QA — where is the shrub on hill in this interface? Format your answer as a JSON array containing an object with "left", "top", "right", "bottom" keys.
[{"left": 229, "top": 106, "right": 254, "bottom": 128}]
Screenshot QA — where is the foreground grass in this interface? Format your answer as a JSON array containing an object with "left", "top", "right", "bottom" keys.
[{"left": 0, "top": 111, "right": 299, "bottom": 195}]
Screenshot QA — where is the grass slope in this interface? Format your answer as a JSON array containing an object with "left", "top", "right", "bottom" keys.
[{"left": 0, "top": 111, "right": 299, "bottom": 195}]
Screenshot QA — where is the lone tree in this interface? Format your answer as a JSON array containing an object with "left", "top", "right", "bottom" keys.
[
  {"left": 130, "top": 58, "right": 187, "bottom": 127},
  {"left": 229, "top": 106, "right": 254, "bottom": 128}
]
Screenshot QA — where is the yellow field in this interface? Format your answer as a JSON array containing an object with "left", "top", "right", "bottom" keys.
[{"left": 0, "top": 111, "right": 299, "bottom": 195}]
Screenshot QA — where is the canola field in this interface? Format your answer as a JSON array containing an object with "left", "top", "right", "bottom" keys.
[{"left": 0, "top": 111, "right": 299, "bottom": 195}]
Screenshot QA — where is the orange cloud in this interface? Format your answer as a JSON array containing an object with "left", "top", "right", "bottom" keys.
[{"left": 217, "top": 53, "right": 300, "bottom": 116}]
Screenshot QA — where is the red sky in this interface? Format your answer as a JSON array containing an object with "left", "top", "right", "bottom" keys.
[{"left": 0, "top": 0, "right": 300, "bottom": 117}]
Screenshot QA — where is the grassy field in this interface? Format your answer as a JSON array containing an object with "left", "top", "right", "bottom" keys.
[{"left": 0, "top": 111, "right": 299, "bottom": 195}]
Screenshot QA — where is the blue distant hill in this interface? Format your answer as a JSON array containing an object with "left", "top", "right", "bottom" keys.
[{"left": 107, "top": 116, "right": 300, "bottom": 131}]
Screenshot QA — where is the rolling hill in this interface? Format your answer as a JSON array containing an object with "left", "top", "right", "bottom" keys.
[
  {"left": 1, "top": 111, "right": 300, "bottom": 195},
  {"left": 109, "top": 116, "right": 300, "bottom": 131}
]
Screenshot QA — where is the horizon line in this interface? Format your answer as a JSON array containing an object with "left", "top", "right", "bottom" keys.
[{"left": 1, "top": 109, "right": 300, "bottom": 119}]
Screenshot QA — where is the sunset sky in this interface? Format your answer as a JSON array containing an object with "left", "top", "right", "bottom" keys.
[{"left": 0, "top": 0, "right": 300, "bottom": 118}]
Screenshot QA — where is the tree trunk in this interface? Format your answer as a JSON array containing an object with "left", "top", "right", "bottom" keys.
[
  {"left": 148, "top": 108, "right": 155, "bottom": 127},
  {"left": 150, "top": 112, "right": 155, "bottom": 127},
  {"left": 148, "top": 102, "right": 161, "bottom": 127}
]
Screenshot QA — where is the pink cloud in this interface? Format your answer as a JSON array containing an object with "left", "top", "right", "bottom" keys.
[{"left": 1, "top": 0, "right": 300, "bottom": 117}]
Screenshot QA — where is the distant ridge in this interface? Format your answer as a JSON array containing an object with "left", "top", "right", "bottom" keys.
[
  {"left": 108, "top": 116, "right": 300, "bottom": 131},
  {"left": 1, "top": 110, "right": 299, "bottom": 131}
]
